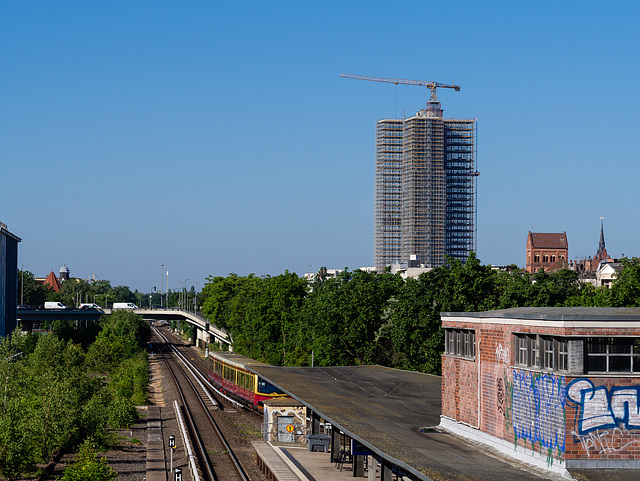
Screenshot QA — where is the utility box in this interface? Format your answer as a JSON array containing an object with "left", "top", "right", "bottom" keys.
[{"left": 307, "top": 434, "right": 330, "bottom": 452}]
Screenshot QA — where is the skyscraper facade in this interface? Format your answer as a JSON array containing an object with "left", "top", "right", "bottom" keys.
[
  {"left": 374, "top": 99, "right": 476, "bottom": 271},
  {"left": 0, "top": 222, "right": 21, "bottom": 337}
]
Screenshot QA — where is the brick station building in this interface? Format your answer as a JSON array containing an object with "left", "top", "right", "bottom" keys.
[{"left": 440, "top": 307, "right": 640, "bottom": 476}]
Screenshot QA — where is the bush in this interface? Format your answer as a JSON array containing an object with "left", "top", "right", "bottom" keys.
[
  {"left": 107, "top": 396, "right": 138, "bottom": 429},
  {"left": 61, "top": 441, "right": 117, "bottom": 481},
  {"left": 109, "top": 352, "right": 149, "bottom": 405}
]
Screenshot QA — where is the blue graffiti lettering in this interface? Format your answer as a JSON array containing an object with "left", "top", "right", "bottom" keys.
[
  {"left": 511, "top": 369, "right": 566, "bottom": 454},
  {"left": 567, "top": 379, "right": 640, "bottom": 434}
]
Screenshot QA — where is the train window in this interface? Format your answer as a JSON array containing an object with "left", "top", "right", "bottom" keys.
[
  {"left": 257, "top": 378, "right": 283, "bottom": 395},
  {"left": 242, "top": 372, "right": 254, "bottom": 391},
  {"left": 238, "top": 371, "right": 248, "bottom": 390}
]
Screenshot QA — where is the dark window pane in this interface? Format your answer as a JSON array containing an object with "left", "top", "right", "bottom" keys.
[
  {"left": 634, "top": 356, "right": 640, "bottom": 373},
  {"left": 588, "top": 357, "right": 606, "bottom": 372},
  {"left": 588, "top": 338, "right": 607, "bottom": 353},
  {"left": 611, "top": 340, "right": 632, "bottom": 354},
  {"left": 609, "top": 356, "right": 631, "bottom": 372}
]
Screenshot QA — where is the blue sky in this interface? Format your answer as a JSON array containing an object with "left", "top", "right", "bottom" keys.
[{"left": 2, "top": 1, "right": 639, "bottom": 292}]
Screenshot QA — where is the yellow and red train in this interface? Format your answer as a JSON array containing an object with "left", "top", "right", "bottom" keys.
[{"left": 207, "top": 350, "right": 288, "bottom": 410}]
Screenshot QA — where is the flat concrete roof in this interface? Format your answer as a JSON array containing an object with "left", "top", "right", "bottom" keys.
[
  {"left": 250, "top": 363, "right": 561, "bottom": 481},
  {"left": 442, "top": 306, "right": 640, "bottom": 322}
]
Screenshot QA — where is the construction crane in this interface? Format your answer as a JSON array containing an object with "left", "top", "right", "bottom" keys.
[{"left": 340, "top": 73, "right": 460, "bottom": 103}]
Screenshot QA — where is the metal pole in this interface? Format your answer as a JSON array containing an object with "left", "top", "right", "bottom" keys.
[
  {"left": 161, "top": 264, "right": 164, "bottom": 307},
  {"left": 195, "top": 282, "right": 198, "bottom": 314},
  {"left": 184, "top": 279, "right": 189, "bottom": 311},
  {"left": 20, "top": 265, "right": 23, "bottom": 305}
]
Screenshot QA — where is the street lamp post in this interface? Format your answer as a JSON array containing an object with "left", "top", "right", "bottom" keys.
[
  {"left": 161, "top": 264, "right": 164, "bottom": 307},
  {"left": 195, "top": 282, "right": 198, "bottom": 314},
  {"left": 184, "top": 279, "right": 189, "bottom": 312}
]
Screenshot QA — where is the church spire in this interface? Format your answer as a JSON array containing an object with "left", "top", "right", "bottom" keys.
[{"left": 596, "top": 217, "right": 607, "bottom": 259}]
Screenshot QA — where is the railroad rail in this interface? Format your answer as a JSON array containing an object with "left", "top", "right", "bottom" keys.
[{"left": 153, "top": 328, "right": 250, "bottom": 481}]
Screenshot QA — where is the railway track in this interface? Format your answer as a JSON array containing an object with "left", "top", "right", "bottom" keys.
[{"left": 153, "top": 328, "right": 253, "bottom": 481}]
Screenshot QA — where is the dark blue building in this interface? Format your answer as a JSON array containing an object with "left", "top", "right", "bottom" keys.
[{"left": 0, "top": 223, "right": 21, "bottom": 337}]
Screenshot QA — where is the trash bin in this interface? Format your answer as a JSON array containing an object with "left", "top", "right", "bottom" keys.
[{"left": 307, "top": 434, "right": 331, "bottom": 452}]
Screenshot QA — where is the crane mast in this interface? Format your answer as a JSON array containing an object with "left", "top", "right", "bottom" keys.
[{"left": 340, "top": 73, "right": 460, "bottom": 103}]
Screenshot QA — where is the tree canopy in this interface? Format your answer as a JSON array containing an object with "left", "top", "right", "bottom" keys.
[
  {"left": 0, "top": 308, "right": 151, "bottom": 479},
  {"left": 199, "top": 254, "right": 640, "bottom": 376}
]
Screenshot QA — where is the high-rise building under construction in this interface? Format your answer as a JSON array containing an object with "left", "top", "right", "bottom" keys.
[{"left": 374, "top": 97, "right": 477, "bottom": 271}]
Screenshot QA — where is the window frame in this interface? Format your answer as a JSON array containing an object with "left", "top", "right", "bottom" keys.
[
  {"left": 514, "top": 333, "right": 568, "bottom": 373},
  {"left": 445, "top": 328, "right": 476, "bottom": 360},
  {"left": 586, "top": 337, "right": 640, "bottom": 374}
]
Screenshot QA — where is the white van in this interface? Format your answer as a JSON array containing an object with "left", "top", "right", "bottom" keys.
[
  {"left": 112, "top": 302, "right": 138, "bottom": 309},
  {"left": 80, "top": 303, "right": 102, "bottom": 310},
  {"left": 44, "top": 301, "right": 67, "bottom": 309}
]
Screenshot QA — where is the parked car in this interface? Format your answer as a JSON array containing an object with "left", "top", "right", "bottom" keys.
[
  {"left": 44, "top": 302, "right": 67, "bottom": 309},
  {"left": 79, "top": 303, "right": 102, "bottom": 310},
  {"left": 112, "top": 302, "right": 138, "bottom": 309},
  {"left": 17, "top": 305, "right": 32, "bottom": 310}
]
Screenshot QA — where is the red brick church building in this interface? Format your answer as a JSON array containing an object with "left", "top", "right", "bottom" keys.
[{"left": 525, "top": 231, "right": 568, "bottom": 273}]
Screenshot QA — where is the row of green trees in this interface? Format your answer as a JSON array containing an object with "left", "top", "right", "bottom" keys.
[
  {"left": 199, "top": 254, "right": 640, "bottom": 375},
  {"left": 0, "top": 310, "right": 150, "bottom": 480},
  {"left": 19, "top": 270, "right": 195, "bottom": 310}
]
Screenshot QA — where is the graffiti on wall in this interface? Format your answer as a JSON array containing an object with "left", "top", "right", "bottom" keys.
[
  {"left": 572, "top": 427, "right": 639, "bottom": 457},
  {"left": 510, "top": 369, "right": 566, "bottom": 456},
  {"left": 495, "top": 344, "right": 509, "bottom": 417},
  {"left": 567, "top": 378, "right": 640, "bottom": 434}
]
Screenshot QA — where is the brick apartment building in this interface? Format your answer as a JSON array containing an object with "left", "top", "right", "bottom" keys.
[
  {"left": 440, "top": 307, "right": 640, "bottom": 475},
  {"left": 525, "top": 231, "right": 568, "bottom": 273}
]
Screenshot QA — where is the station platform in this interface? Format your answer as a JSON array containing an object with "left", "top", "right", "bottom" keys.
[
  {"left": 145, "top": 406, "right": 165, "bottom": 481},
  {"left": 250, "top": 364, "right": 567, "bottom": 481},
  {"left": 253, "top": 441, "right": 359, "bottom": 481}
]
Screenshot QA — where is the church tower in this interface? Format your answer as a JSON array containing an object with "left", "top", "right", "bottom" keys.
[{"left": 595, "top": 218, "right": 608, "bottom": 262}]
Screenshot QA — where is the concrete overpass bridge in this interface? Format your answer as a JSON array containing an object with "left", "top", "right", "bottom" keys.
[{"left": 17, "top": 307, "right": 231, "bottom": 347}]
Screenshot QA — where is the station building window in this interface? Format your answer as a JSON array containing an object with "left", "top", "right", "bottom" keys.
[
  {"left": 586, "top": 337, "right": 640, "bottom": 373},
  {"left": 514, "top": 334, "right": 567, "bottom": 372},
  {"left": 445, "top": 329, "right": 475, "bottom": 359}
]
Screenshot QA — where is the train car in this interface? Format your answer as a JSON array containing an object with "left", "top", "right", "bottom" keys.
[{"left": 207, "top": 350, "right": 289, "bottom": 410}]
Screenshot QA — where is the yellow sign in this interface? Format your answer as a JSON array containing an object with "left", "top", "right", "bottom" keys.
[{"left": 286, "top": 424, "right": 294, "bottom": 433}]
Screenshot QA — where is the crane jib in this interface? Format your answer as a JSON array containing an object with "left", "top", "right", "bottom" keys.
[{"left": 340, "top": 73, "right": 460, "bottom": 102}]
